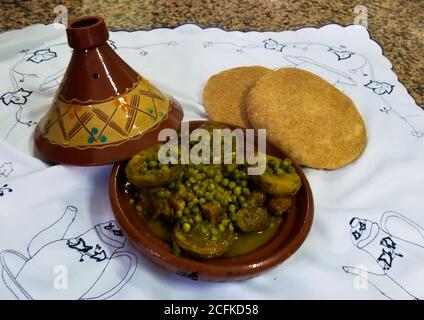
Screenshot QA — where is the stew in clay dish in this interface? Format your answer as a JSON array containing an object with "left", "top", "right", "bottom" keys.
[{"left": 124, "top": 123, "right": 302, "bottom": 259}]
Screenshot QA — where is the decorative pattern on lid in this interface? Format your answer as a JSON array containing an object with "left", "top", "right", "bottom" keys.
[{"left": 38, "top": 78, "right": 170, "bottom": 149}]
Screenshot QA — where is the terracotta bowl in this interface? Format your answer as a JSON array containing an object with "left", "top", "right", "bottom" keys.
[{"left": 109, "top": 121, "right": 314, "bottom": 281}]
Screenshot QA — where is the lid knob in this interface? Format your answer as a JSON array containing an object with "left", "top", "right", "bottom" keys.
[{"left": 66, "top": 15, "right": 109, "bottom": 49}]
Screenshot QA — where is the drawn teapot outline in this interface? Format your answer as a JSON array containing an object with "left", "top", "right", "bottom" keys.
[
  {"left": 0, "top": 205, "right": 138, "bottom": 300},
  {"left": 343, "top": 211, "right": 424, "bottom": 300}
]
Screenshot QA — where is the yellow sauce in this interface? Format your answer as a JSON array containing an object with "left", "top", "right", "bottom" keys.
[
  {"left": 224, "top": 217, "right": 281, "bottom": 257},
  {"left": 146, "top": 217, "right": 282, "bottom": 258}
]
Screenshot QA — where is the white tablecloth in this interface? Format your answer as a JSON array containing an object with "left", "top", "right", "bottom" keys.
[{"left": 0, "top": 23, "right": 423, "bottom": 300}]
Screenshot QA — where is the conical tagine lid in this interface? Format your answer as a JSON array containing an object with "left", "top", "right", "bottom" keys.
[{"left": 34, "top": 15, "right": 183, "bottom": 165}]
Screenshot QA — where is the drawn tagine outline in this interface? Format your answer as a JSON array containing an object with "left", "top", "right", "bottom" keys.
[
  {"left": 0, "top": 38, "right": 178, "bottom": 140},
  {"left": 0, "top": 205, "right": 138, "bottom": 300},
  {"left": 343, "top": 211, "right": 424, "bottom": 300},
  {"left": 203, "top": 37, "right": 424, "bottom": 138}
]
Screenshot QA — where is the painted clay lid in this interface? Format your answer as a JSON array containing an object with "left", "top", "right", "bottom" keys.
[{"left": 34, "top": 15, "right": 183, "bottom": 165}]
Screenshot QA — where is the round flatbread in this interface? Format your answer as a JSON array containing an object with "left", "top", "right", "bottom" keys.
[
  {"left": 246, "top": 67, "right": 366, "bottom": 169},
  {"left": 203, "top": 66, "right": 272, "bottom": 128}
]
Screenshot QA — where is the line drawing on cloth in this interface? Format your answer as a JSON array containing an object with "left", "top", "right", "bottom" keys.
[
  {"left": 0, "top": 162, "right": 13, "bottom": 179},
  {"left": 379, "top": 98, "right": 424, "bottom": 137},
  {"left": 38, "top": 40, "right": 179, "bottom": 92},
  {"left": 0, "top": 44, "right": 64, "bottom": 139},
  {"left": 0, "top": 184, "right": 13, "bottom": 197},
  {"left": 1, "top": 40, "right": 179, "bottom": 140},
  {"left": 342, "top": 211, "right": 424, "bottom": 300},
  {"left": 0, "top": 205, "right": 138, "bottom": 300},
  {"left": 203, "top": 38, "right": 424, "bottom": 139},
  {"left": 0, "top": 162, "right": 14, "bottom": 197}
]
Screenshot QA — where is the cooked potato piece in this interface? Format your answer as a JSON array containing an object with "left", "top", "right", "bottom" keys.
[
  {"left": 174, "top": 223, "right": 235, "bottom": 259},
  {"left": 125, "top": 145, "right": 182, "bottom": 188},
  {"left": 234, "top": 207, "right": 270, "bottom": 232},
  {"left": 254, "top": 170, "right": 301, "bottom": 196}
]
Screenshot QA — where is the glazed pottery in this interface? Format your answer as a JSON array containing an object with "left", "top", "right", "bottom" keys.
[
  {"left": 109, "top": 120, "right": 314, "bottom": 282},
  {"left": 34, "top": 16, "right": 183, "bottom": 165}
]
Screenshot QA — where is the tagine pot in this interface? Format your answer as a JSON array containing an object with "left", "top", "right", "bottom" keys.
[{"left": 34, "top": 15, "right": 183, "bottom": 165}]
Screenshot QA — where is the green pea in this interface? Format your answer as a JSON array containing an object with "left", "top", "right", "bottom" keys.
[
  {"left": 235, "top": 171, "right": 247, "bottom": 181},
  {"left": 214, "top": 175, "right": 222, "bottom": 183},
  {"left": 207, "top": 184, "right": 215, "bottom": 192},
  {"left": 129, "top": 198, "right": 135, "bottom": 205},
  {"left": 229, "top": 181, "right": 236, "bottom": 190},
  {"left": 194, "top": 214, "right": 202, "bottom": 223},
  {"left": 205, "top": 192, "right": 213, "bottom": 201},
  {"left": 228, "top": 204, "right": 236, "bottom": 213},
  {"left": 199, "top": 197, "right": 206, "bottom": 205},
  {"left": 183, "top": 207, "right": 190, "bottom": 215},
  {"left": 241, "top": 203, "right": 248, "bottom": 208},
  {"left": 192, "top": 206, "right": 200, "bottom": 214},
  {"left": 242, "top": 187, "right": 250, "bottom": 196},
  {"left": 168, "top": 182, "right": 175, "bottom": 189},
  {"left": 182, "top": 223, "right": 191, "bottom": 232},
  {"left": 227, "top": 164, "right": 237, "bottom": 173},
  {"left": 287, "top": 165, "right": 296, "bottom": 173},
  {"left": 211, "top": 235, "right": 218, "bottom": 241},
  {"left": 189, "top": 176, "right": 197, "bottom": 184},
  {"left": 240, "top": 180, "right": 248, "bottom": 187},
  {"left": 234, "top": 186, "right": 242, "bottom": 195},
  {"left": 221, "top": 178, "right": 229, "bottom": 186},
  {"left": 140, "top": 167, "right": 148, "bottom": 174},
  {"left": 275, "top": 168, "right": 284, "bottom": 176},
  {"left": 211, "top": 227, "right": 218, "bottom": 235},
  {"left": 218, "top": 224, "right": 226, "bottom": 232},
  {"left": 148, "top": 160, "right": 158, "bottom": 168},
  {"left": 229, "top": 224, "right": 234, "bottom": 232},
  {"left": 282, "top": 159, "right": 292, "bottom": 167},
  {"left": 238, "top": 195, "right": 246, "bottom": 204},
  {"left": 220, "top": 198, "right": 228, "bottom": 207},
  {"left": 157, "top": 190, "right": 167, "bottom": 198},
  {"left": 176, "top": 210, "right": 183, "bottom": 218}
]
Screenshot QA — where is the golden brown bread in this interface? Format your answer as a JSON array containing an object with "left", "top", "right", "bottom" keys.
[
  {"left": 203, "top": 66, "right": 272, "bottom": 128},
  {"left": 246, "top": 67, "right": 367, "bottom": 169}
]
